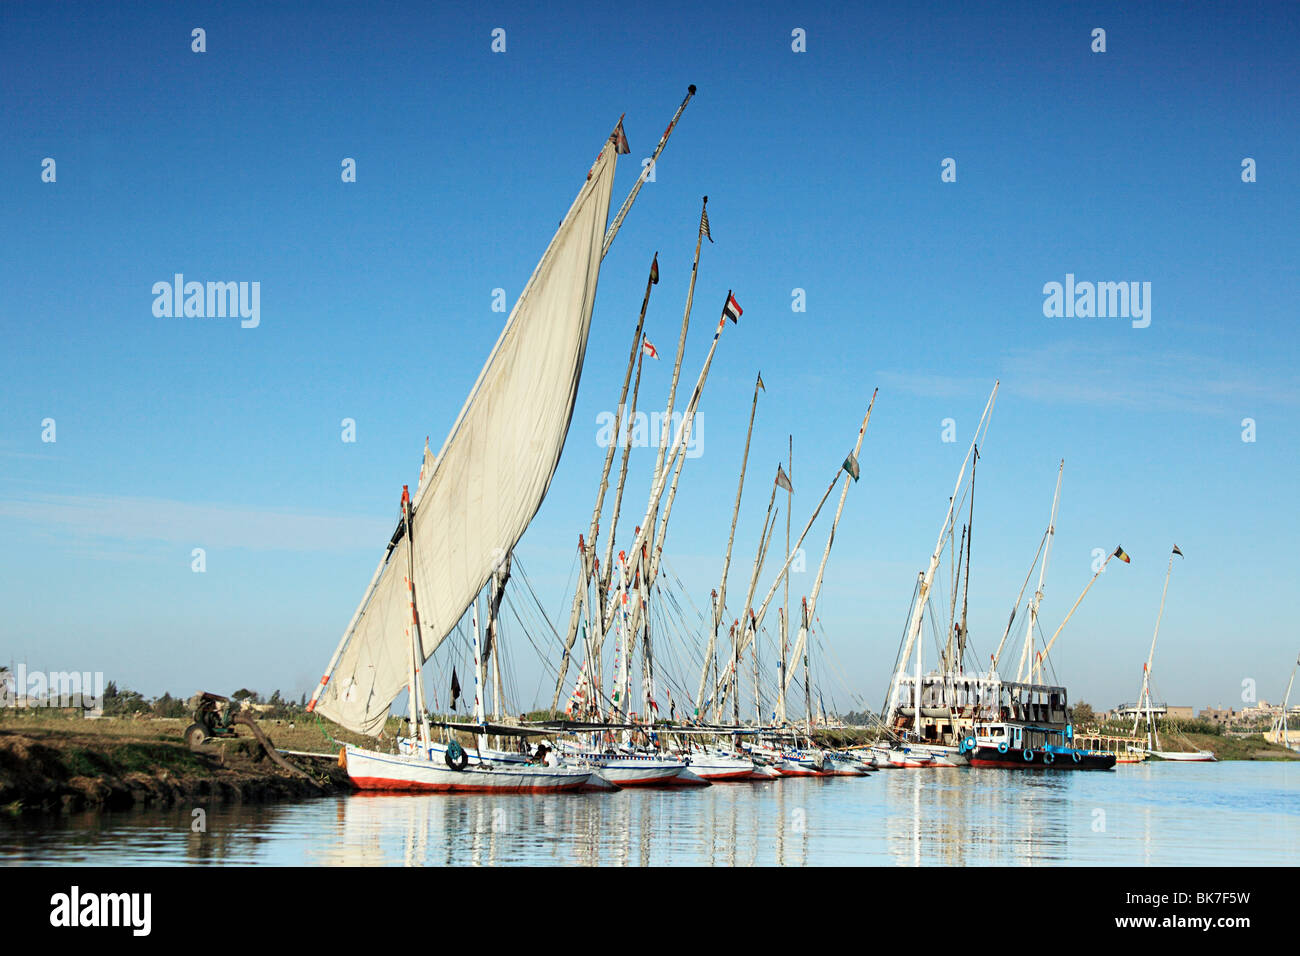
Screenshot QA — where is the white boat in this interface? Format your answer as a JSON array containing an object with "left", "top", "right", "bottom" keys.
[
  {"left": 681, "top": 751, "right": 756, "bottom": 781},
  {"left": 568, "top": 751, "right": 688, "bottom": 787},
  {"left": 1144, "top": 748, "right": 1217, "bottom": 762},
  {"left": 343, "top": 745, "right": 593, "bottom": 793}
]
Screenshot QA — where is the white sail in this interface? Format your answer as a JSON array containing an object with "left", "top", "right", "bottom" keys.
[{"left": 316, "top": 140, "right": 620, "bottom": 736}]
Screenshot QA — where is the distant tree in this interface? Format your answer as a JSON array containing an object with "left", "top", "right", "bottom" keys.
[
  {"left": 151, "top": 691, "right": 187, "bottom": 719},
  {"left": 231, "top": 688, "right": 261, "bottom": 704},
  {"left": 1071, "top": 701, "right": 1096, "bottom": 724},
  {"left": 103, "top": 681, "right": 149, "bottom": 716}
]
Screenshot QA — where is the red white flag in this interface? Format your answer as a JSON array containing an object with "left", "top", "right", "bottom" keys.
[
  {"left": 643, "top": 338, "right": 659, "bottom": 360},
  {"left": 723, "top": 292, "right": 742, "bottom": 324}
]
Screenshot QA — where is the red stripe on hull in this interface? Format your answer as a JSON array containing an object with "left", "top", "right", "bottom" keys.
[
  {"left": 692, "top": 769, "right": 759, "bottom": 781},
  {"left": 349, "top": 775, "right": 589, "bottom": 794}
]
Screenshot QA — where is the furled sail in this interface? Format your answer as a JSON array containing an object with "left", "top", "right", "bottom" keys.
[{"left": 316, "top": 140, "right": 620, "bottom": 736}]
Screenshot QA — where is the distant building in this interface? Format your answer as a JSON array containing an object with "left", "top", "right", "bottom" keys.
[
  {"left": 1199, "top": 706, "right": 1236, "bottom": 726},
  {"left": 1114, "top": 703, "right": 1193, "bottom": 720}
]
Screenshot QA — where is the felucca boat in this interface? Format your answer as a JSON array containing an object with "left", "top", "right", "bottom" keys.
[{"left": 307, "top": 91, "right": 697, "bottom": 793}]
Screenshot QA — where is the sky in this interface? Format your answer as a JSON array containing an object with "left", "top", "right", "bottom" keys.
[{"left": 2, "top": 1, "right": 1298, "bottom": 716}]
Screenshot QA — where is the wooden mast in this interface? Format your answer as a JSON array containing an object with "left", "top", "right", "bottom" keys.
[
  {"left": 1133, "top": 546, "right": 1182, "bottom": 748},
  {"left": 783, "top": 392, "right": 876, "bottom": 713},
  {"left": 551, "top": 254, "right": 659, "bottom": 714},
  {"left": 697, "top": 371, "right": 762, "bottom": 720},
  {"left": 601, "top": 86, "right": 697, "bottom": 259},
  {"left": 885, "top": 382, "right": 998, "bottom": 729},
  {"left": 1016, "top": 461, "right": 1063, "bottom": 682}
]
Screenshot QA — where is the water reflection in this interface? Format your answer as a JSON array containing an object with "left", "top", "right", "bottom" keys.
[{"left": 1, "top": 763, "right": 1294, "bottom": 866}]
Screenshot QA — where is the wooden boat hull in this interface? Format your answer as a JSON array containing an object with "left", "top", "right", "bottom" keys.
[
  {"left": 345, "top": 746, "right": 594, "bottom": 792},
  {"left": 969, "top": 745, "right": 1115, "bottom": 770}
]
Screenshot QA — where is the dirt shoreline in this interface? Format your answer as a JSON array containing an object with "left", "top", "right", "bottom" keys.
[{"left": 0, "top": 727, "right": 351, "bottom": 814}]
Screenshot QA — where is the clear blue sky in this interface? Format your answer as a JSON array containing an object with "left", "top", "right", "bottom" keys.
[{"left": 2, "top": 1, "right": 1297, "bottom": 714}]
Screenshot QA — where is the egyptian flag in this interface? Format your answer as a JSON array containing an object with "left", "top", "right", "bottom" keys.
[
  {"left": 1172, "top": 544, "right": 1183, "bottom": 557},
  {"left": 649, "top": 253, "right": 659, "bottom": 285},
  {"left": 1114, "top": 546, "right": 1131, "bottom": 564},
  {"left": 723, "top": 292, "right": 742, "bottom": 324},
  {"left": 643, "top": 337, "right": 659, "bottom": 360},
  {"left": 449, "top": 667, "right": 461, "bottom": 711}
]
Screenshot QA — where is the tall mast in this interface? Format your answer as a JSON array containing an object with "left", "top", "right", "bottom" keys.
[
  {"left": 596, "top": 292, "right": 737, "bottom": 652},
  {"left": 470, "top": 598, "right": 486, "bottom": 753},
  {"left": 600, "top": 345, "right": 647, "bottom": 617},
  {"left": 601, "top": 86, "right": 697, "bottom": 259},
  {"left": 696, "top": 371, "right": 762, "bottom": 719},
  {"left": 728, "top": 478, "right": 778, "bottom": 725},
  {"left": 783, "top": 392, "right": 877, "bottom": 704},
  {"left": 486, "top": 556, "right": 511, "bottom": 722},
  {"left": 401, "top": 485, "right": 429, "bottom": 751},
  {"left": 780, "top": 434, "right": 792, "bottom": 723},
  {"left": 1273, "top": 652, "right": 1299, "bottom": 747},
  {"left": 551, "top": 253, "right": 658, "bottom": 713},
  {"left": 885, "top": 381, "right": 998, "bottom": 729},
  {"left": 712, "top": 464, "right": 845, "bottom": 708},
  {"left": 1016, "top": 461, "right": 1064, "bottom": 682},
  {"left": 1133, "top": 546, "right": 1182, "bottom": 748},
  {"left": 1032, "top": 545, "right": 1128, "bottom": 683}
]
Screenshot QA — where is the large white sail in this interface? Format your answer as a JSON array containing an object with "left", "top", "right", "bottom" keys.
[{"left": 316, "top": 140, "right": 620, "bottom": 736}]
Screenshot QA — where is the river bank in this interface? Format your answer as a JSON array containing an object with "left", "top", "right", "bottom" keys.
[{"left": 0, "top": 715, "right": 351, "bottom": 814}]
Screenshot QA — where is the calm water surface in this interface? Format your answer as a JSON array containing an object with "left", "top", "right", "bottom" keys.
[{"left": 2, "top": 763, "right": 1295, "bottom": 866}]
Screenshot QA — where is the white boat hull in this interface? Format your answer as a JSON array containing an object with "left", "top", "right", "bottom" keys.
[
  {"left": 682, "top": 753, "right": 756, "bottom": 781},
  {"left": 345, "top": 745, "right": 592, "bottom": 793},
  {"left": 572, "top": 753, "right": 688, "bottom": 787}
]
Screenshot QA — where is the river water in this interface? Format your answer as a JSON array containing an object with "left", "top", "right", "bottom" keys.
[{"left": 2, "top": 762, "right": 1295, "bottom": 866}]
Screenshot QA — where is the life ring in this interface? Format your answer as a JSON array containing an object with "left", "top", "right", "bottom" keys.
[
  {"left": 1022, "top": 748, "right": 1034, "bottom": 762},
  {"left": 444, "top": 740, "right": 469, "bottom": 772},
  {"left": 1072, "top": 751, "right": 1081, "bottom": 764},
  {"left": 1043, "top": 751, "right": 1055, "bottom": 765},
  {"left": 997, "top": 741, "right": 1008, "bottom": 754}
]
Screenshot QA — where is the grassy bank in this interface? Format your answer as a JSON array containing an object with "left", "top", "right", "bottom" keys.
[{"left": 0, "top": 712, "right": 352, "bottom": 814}]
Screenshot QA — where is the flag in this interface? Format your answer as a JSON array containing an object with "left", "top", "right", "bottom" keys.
[
  {"left": 775, "top": 464, "right": 793, "bottom": 493},
  {"left": 756, "top": 372, "right": 765, "bottom": 392},
  {"left": 700, "top": 203, "right": 713, "bottom": 243},
  {"left": 1172, "top": 544, "right": 1183, "bottom": 557},
  {"left": 723, "top": 292, "right": 742, "bottom": 324},
  {"left": 1114, "top": 546, "right": 1131, "bottom": 564},
  {"left": 611, "top": 118, "right": 631, "bottom": 155},
  {"left": 842, "top": 452, "right": 860, "bottom": 482},
  {"left": 643, "top": 338, "right": 659, "bottom": 360},
  {"left": 449, "top": 667, "right": 461, "bottom": 711},
  {"left": 649, "top": 253, "right": 659, "bottom": 285}
]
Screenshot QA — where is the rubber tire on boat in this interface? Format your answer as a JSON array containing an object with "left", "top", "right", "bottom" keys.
[
  {"left": 1043, "top": 751, "right": 1054, "bottom": 765},
  {"left": 997, "top": 741, "right": 1008, "bottom": 754},
  {"left": 1072, "top": 751, "right": 1081, "bottom": 764},
  {"left": 1022, "top": 748, "right": 1034, "bottom": 762},
  {"left": 445, "top": 740, "right": 469, "bottom": 772}
]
